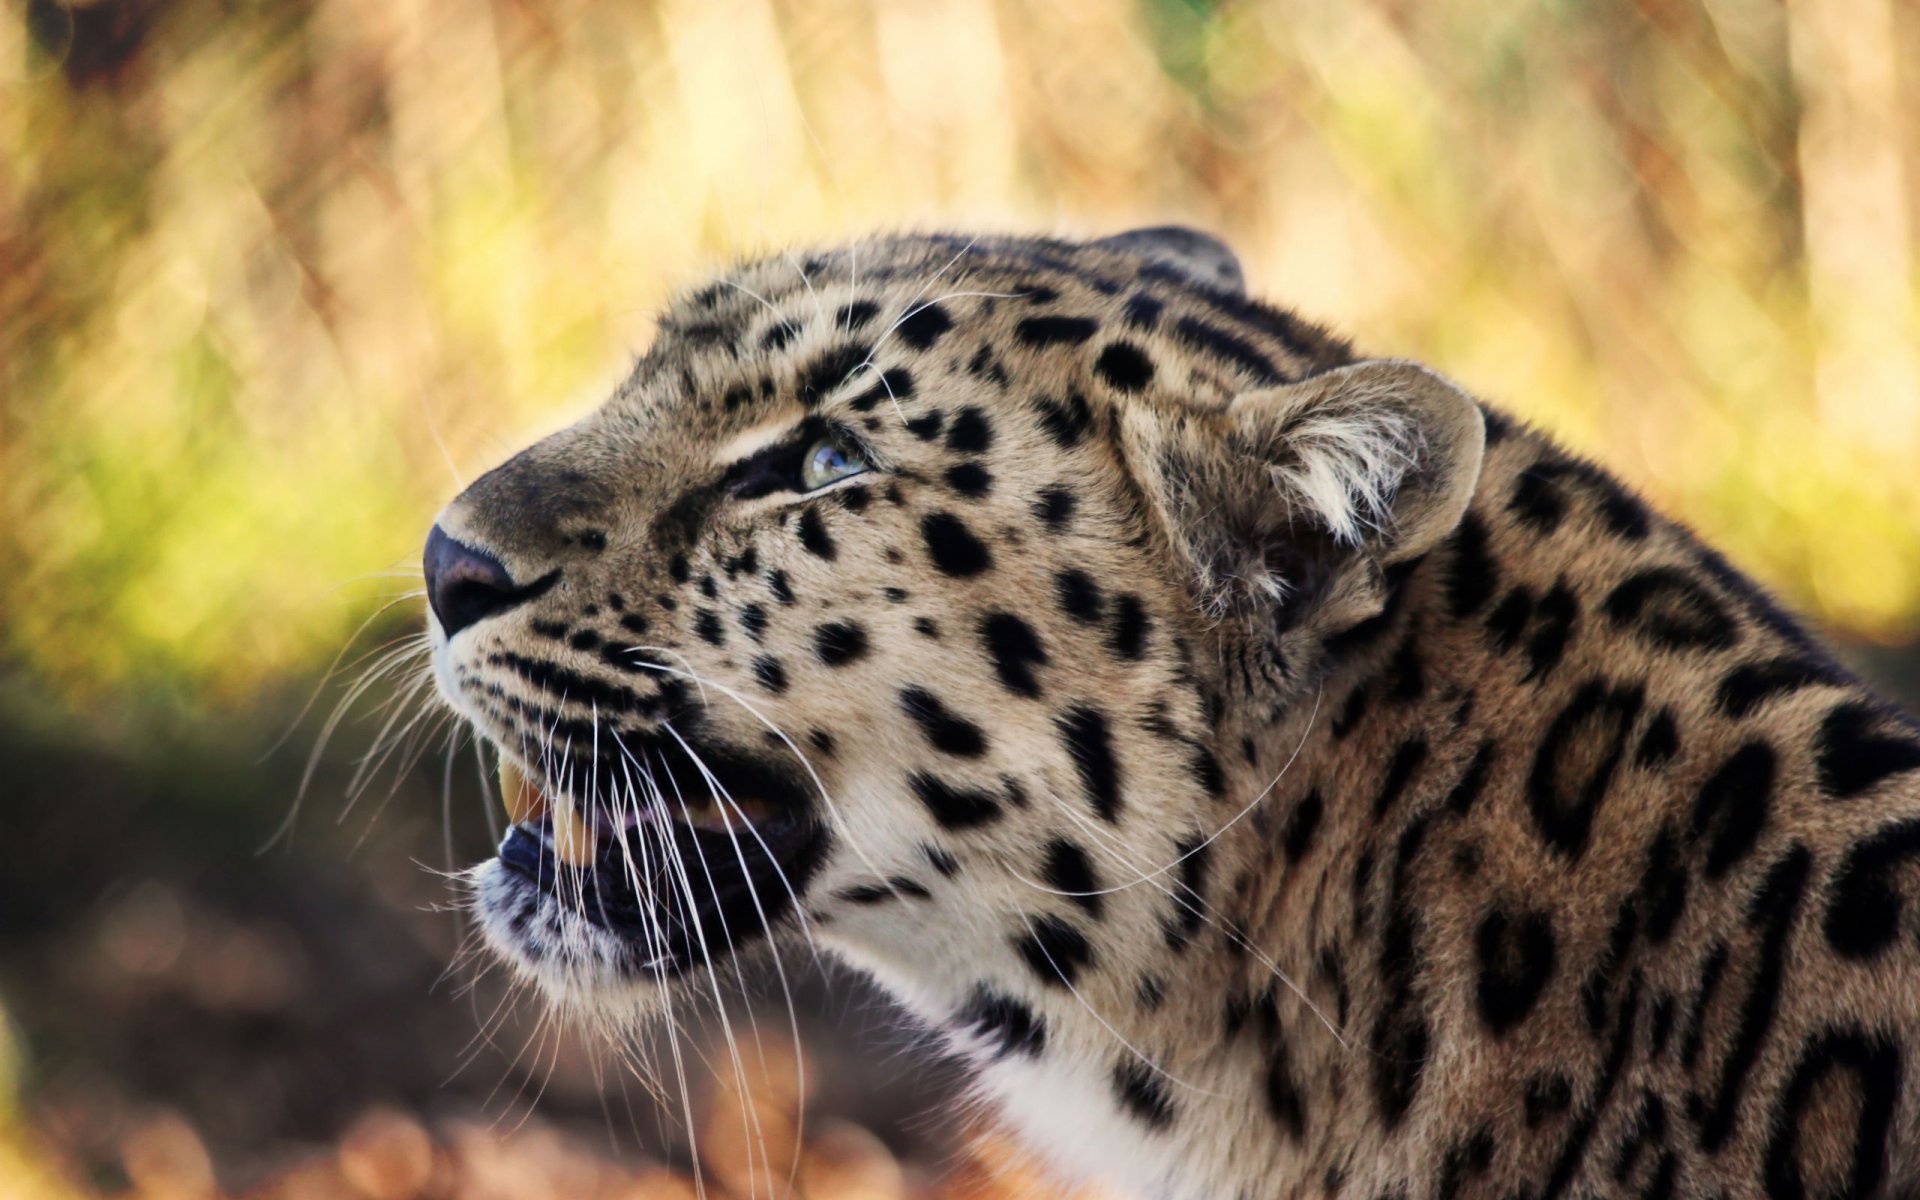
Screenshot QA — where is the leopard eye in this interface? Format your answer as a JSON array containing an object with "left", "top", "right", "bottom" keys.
[{"left": 799, "top": 436, "right": 869, "bottom": 491}]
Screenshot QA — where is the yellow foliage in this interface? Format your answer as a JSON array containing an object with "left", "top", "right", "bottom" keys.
[{"left": 2, "top": 0, "right": 1917, "bottom": 715}]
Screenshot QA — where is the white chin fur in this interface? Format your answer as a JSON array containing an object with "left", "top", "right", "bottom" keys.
[{"left": 470, "top": 859, "right": 673, "bottom": 1015}]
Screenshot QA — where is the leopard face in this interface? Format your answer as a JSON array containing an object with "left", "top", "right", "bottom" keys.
[{"left": 426, "top": 228, "right": 1474, "bottom": 1017}]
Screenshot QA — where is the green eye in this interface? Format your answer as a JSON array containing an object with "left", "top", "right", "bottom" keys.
[{"left": 799, "top": 437, "right": 869, "bottom": 491}]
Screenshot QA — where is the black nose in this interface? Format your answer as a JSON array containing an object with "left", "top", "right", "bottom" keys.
[{"left": 424, "top": 525, "right": 552, "bottom": 638}]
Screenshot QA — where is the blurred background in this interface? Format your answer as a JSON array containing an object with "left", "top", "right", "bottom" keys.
[{"left": 2, "top": 0, "right": 1918, "bottom": 1195}]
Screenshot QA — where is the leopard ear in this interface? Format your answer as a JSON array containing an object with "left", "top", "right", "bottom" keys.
[
  {"left": 1092, "top": 226, "right": 1245, "bottom": 294},
  {"left": 1121, "top": 359, "right": 1485, "bottom": 668}
]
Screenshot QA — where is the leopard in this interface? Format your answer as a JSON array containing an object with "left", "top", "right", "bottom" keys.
[{"left": 423, "top": 226, "right": 1920, "bottom": 1199}]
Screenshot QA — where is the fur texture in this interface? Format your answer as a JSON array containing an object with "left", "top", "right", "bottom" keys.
[{"left": 426, "top": 229, "right": 1920, "bottom": 1199}]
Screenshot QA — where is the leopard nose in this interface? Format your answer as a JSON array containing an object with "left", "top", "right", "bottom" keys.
[{"left": 424, "top": 525, "right": 541, "bottom": 639}]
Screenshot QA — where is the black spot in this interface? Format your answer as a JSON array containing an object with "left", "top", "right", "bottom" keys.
[
  {"left": 980, "top": 612, "right": 1047, "bottom": 697},
  {"left": 1264, "top": 1043, "right": 1308, "bottom": 1140},
  {"left": 1163, "top": 832, "right": 1211, "bottom": 950},
  {"left": 1095, "top": 342, "right": 1155, "bottom": 392},
  {"left": 1440, "top": 1127, "right": 1498, "bottom": 1200},
  {"left": 1283, "top": 791, "right": 1323, "bottom": 863},
  {"left": 1109, "top": 594, "right": 1150, "bottom": 659},
  {"left": 760, "top": 322, "right": 798, "bottom": 352},
  {"left": 752, "top": 656, "right": 788, "bottom": 694},
  {"left": 899, "top": 687, "right": 989, "bottom": 757},
  {"left": 944, "top": 462, "right": 993, "bottom": 498},
  {"left": 905, "top": 411, "right": 944, "bottom": 441},
  {"left": 1111, "top": 1060, "right": 1175, "bottom": 1130},
  {"left": 882, "top": 587, "right": 908, "bottom": 604},
  {"left": 1380, "top": 637, "right": 1425, "bottom": 705},
  {"left": 922, "top": 844, "right": 961, "bottom": 877},
  {"left": 1523, "top": 580, "right": 1579, "bottom": 681},
  {"left": 897, "top": 302, "right": 953, "bottom": 350},
  {"left": 618, "top": 613, "right": 650, "bottom": 636},
  {"left": 1763, "top": 1028, "right": 1900, "bottom": 1200},
  {"left": 798, "top": 507, "right": 835, "bottom": 559},
  {"left": 669, "top": 555, "right": 691, "bottom": 583},
  {"left": 1015, "top": 315, "right": 1099, "bottom": 347},
  {"left": 813, "top": 621, "right": 869, "bottom": 666},
  {"left": 1057, "top": 705, "right": 1123, "bottom": 822},
  {"left": 1635, "top": 708, "right": 1680, "bottom": 769},
  {"left": 568, "top": 629, "right": 601, "bottom": 651},
  {"left": 1445, "top": 741, "right": 1496, "bottom": 815},
  {"left": 1034, "top": 485, "right": 1076, "bottom": 530},
  {"left": 798, "top": 343, "right": 873, "bottom": 403},
  {"left": 1122, "top": 292, "right": 1163, "bottom": 330},
  {"left": 1373, "top": 738, "right": 1429, "bottom": 820},
  {"left": 945, "top": 406, "right": 994, "bottom": 454},
  {"left": 1524, "top": 1074, "right": 1574, "bottom": 1127},
  {"left": 1014, "top": 915, "right": 1094, "bottom": 987},
  {"left": 1680, "top": 942, "right": 1728, "bottom": 1071},
  {"left": 957, "top": 988, "right": 1046, "bottom": 1059},
  {"left": 1824, "top": 817, "right": 1920, "bottom": 960},
  {"left": 1603, "top": 568, "right": 1739, "bottom": 652},
  {"left": 1506, "top": 458, "right": 1647, "bottom": 542},
  {"left": 694, "top": 609, "right": 726, "bottom": 646},
  {"left": 1715, "top": 656, "right": 1843, "bottom": 719},
  {"left": 922, "top": 511, "right": 993, "bottom": 577},
  {"left": 1639, "top": 828, "right": 1690, "bottom": 944},
  {"left": 1369, "top": 1000, "right": 1429, "bottom": 1130},
  {"left": 1486, "top": 587, "right": 1533, "bottom": 652},
  {"left": 1816, "top": 701, "right": 1920, "bottom": 800},
  {"left": 1697, "top": 845, "right": 1812, "bottom": 1153},
  {"left": 1137, "top": 975, "right": 1166, "bottom": 1011},
  {"left": 836, "top": 878, "right": 932, "bottom": 905},
  {"left": 1189, "top": 745, "right": 1226, "bottom": 797},
  {"left": 837, "top": 300, "right": 879, "bottom": 331},
  {"left": 1056, "top": 570, "right": 1105, "bottom": 622},
  {"left": 1331, "top": 687, "right": 1370, "bottom": 740},
  {"left": 1581, "top": 902, "right": 1639, "bottom": 1034},
  {"left": 1034, "top": 392, "right": 1093, "bottom": 448},
  {"left": 1611, "top": 1091, "right": 1667, "bottom": 1184},
  {"left": 909, "top": 772, "right": 1002, "bottom": 830},
  {"left": 1445, "top": 514, "right": 1499, "bottom": 619},
  {"left": 1649, "top": 993, "right": 1677, "bottom": 1058},
  {"left": 913, "top": 616, "right": 940, "bottom": 639},
  {"left": 1041, "top": 839, "right": 1103, "bottom": 918},
  {"left": 846, "top": 367, "right": 914, "bottom": 412},
  {"left": 1474, "top": 907, "right": 1557, "bottom": 1036},
  {"left": 1527, "top": 679, "right": 1644, "bottom": 859},
  {"left": 1171, "top": 315, "right": 1282, "bottom": 385},
  {"left": 768, "top": 570, "right": 796, "bottom": 604},
  {"left": 1509, "top": 464, "right": 1569, "bottom": 532},
  {"left": 1689, "top": 741, "right": 1776, "bottom": 880}
]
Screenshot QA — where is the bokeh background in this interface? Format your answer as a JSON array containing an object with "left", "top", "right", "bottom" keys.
[{"left": 3, "top": 0, "right": 1918, "bottom": 1195}]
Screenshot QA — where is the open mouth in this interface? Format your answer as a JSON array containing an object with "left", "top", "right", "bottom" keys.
[{"left": 484, "top": 734, "right": 830, "bottom": 976}]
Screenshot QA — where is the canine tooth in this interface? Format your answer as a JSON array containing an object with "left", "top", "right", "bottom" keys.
[
  {"left": 552, "top": 799, "right": 598, "bottom": 866},
  {"left": 497, "top": 758, "right": 548, "bottom": 825}
]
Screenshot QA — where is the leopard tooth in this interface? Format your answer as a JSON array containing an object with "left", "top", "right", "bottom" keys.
[
  {"left": 551, "top": 796, "right": 598, "bottom": 866},
  {"left": 497, "top": 757, "right": 549, "bottom": 826}
]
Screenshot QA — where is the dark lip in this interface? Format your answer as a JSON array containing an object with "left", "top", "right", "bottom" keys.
[{"left": 493, "top": 732, "right": 829, "bottom": 977}]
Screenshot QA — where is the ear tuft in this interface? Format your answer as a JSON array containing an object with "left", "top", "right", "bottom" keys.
[
  {"left": 1092, "top": 226, "right": 1245, "bottom": 294},
  {"left": 1231, "top": 359, "right": 1486, "bottom": 565}
]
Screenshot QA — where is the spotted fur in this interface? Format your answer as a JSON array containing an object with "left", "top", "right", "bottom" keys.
[{"left": 428, "top": 228, "right": 1920, "bottom": 1199}]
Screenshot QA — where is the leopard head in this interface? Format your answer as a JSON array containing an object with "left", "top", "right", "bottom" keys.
[{"left": 425, "top": 229, "right": 1484, "bottom": 1014}]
